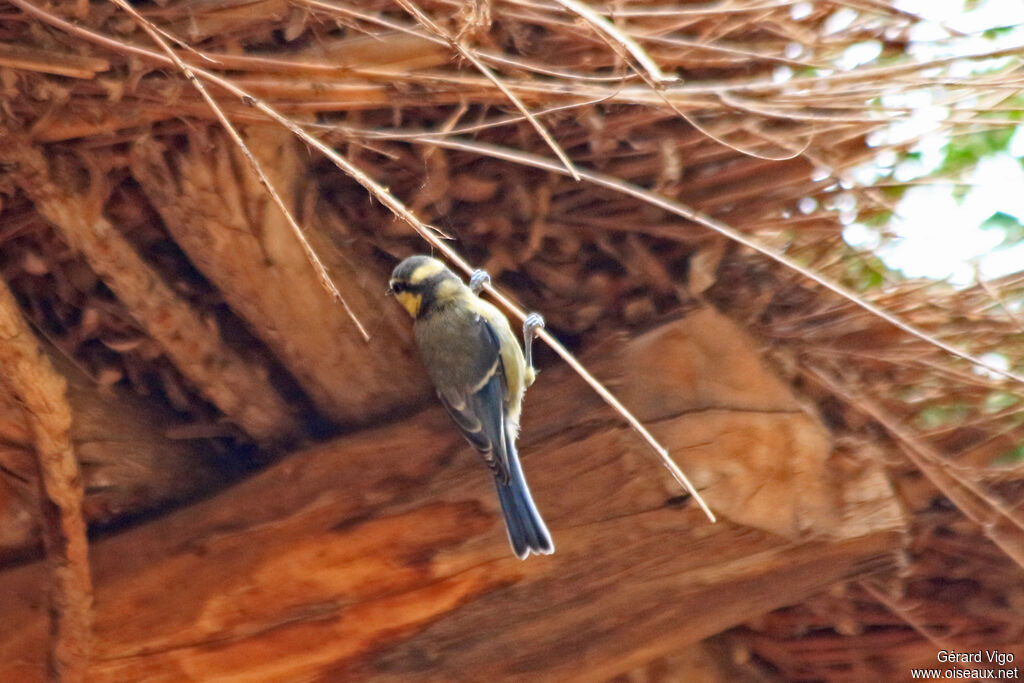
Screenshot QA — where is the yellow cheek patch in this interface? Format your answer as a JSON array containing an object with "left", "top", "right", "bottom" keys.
[
  {"left": 395, "top": 291, "right": 422, "bottom": 317},
  {"left": 409, "top": 259, "right": 446, "bottom": 284}
]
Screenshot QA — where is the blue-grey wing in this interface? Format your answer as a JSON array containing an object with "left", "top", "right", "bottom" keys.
[{"left": 435, "top": 318, "right": 512, "bottom": 485}]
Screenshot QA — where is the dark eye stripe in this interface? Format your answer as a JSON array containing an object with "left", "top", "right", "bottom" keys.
[{"left": 391, "top": 271, "right": 451, "bottom": 297}]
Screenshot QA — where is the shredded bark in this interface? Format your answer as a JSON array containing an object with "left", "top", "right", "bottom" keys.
[
  {"left": 0, "top": 0, "right": 1021, "bottom": 678},
  {"left": 0, "top": 277, "right": 92, "bottom": 682},
  {"left": 0, "top": 134, "right": 301, "bottom": 444}
]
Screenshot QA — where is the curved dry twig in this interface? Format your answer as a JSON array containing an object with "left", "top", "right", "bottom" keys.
[
  {"left": 812, "top": 367, "right": 1024, "bottom": 570},
  {"left": 14, "top": 0, "right": 715, "bottom": 522},
  {"left": 405, "top": 134, "right": 1024, "bottom": 387},
  {"left": 106, "top": 0, "right": 371, "bottom": 342},
  {"left": 394, "top": 0, "right": 581, "bottom": 181},
  {"left": 8, "top": 0, "right": 372, "bottom": 345},
  {"left": 551, "top": 0, "right": 677, "bottom": 85}
]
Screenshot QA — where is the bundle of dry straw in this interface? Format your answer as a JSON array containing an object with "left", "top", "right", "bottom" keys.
[{"left": 1, "top": 0, "right": 1023, "bottom": 678}]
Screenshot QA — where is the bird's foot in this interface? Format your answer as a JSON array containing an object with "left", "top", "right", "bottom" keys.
[
  {"left": 523, "top": 312, "right": 545, "bottom": 378},
  {"left": 524, "top": 312, "right": 545, "bottom": 337},
  {"left": 469, "top": 269, "right": 491, "bottom": 295}
]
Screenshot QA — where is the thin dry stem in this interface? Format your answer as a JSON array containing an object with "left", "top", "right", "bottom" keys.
[
  {"left": 107, "top": 0, "right": 371, "bottom": 343},
  {"left": 411, "top": 135, "right": 1024, "bottom": 387},
  {"left": 809, "top": 367, "right": 1024, "bottom": 570},
  {"left": 0, "top": 43, "right": 109, "bottom": 78},
  {"left": 16, "top": 0, "right": 711, "bottom": 519},
  {"left": 859, "top": 581, "right": 956, "bottom": 650},
  {"left": 551, "top": 0, "right": 677, "bottom": 85},
  {"left": 0, "top": 138, "right": 302, "bottom": 442},
  {"left": 394, "top": 0, "right": 581, "bottom": 181},
  {"left": 6, "top": 0, "right": 1024, "bottom": 673}
]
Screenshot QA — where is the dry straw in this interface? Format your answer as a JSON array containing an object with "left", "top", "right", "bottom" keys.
[{"left": 2, "top": 0, "right": 1024, "bottom": 677}]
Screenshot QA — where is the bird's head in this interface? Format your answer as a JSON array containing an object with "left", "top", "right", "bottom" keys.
[{"left": 389, "top": 255, "right": 461, "bottom": 318}]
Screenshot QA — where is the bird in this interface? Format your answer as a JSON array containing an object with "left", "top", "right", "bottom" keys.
[{"left": 389, "top": 254, "right": 553, "bottom": 559}]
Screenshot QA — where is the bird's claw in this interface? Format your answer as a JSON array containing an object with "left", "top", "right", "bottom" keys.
[
  {"left": 469, "top": 269, "right": 491, "bottom": 294},
  {"left": 523, "top": 312, "right": 545, "bottom": 379},
  {"left": 523, "top": 312, "right": 545, "bottom": 338}
]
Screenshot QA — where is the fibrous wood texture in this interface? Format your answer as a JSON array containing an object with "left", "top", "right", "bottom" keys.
[
  {"left": 611, "top": 639, "right": 766, "bottom": 683},
  {"left": 0, "top": 135, "right": 301, "bottom": 443},
  {"left": 1, "top": 0, "right": 1022, "bottom": 678},
  {"left": 0, "top": 345, "right": 224, "bottom": 561},
  {"left": 0, "top": 309, "right": 905, "bottom": 682},
  {"left": 0, "top": 277, "right": 91, "bottom": 682},
  {"left": 130, "top": 126, "right": 430, "bottom": 425}
]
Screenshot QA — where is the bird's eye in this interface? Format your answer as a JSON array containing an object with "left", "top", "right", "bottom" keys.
[{"left": 390, "top": 281, "right": 406, "bottom": 294}]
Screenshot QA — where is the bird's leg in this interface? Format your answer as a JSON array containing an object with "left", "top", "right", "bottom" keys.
[
  {"left": 469, "top": 269, "right": 491, "bottom": 295},
  {"left": 523, "top": 312, "right": 544, "bottom": 386}
]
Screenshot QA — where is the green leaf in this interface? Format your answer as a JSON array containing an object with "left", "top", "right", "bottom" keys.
[
  {"left": 983, "top": 391, "right": 1021, "bottom": 414},
  {"left": 862, "top": 210, "right": 892, "bottom": 228},
  {"left": 980, "top": 211, "right": 1024, "bottom": 246},
  {"left": 993, "top": 442, "right": 1024, "bottom": 465},
  {"left": 880, "top": 184, "right": 907, "bottom": 200},
  {"left": 937, "top": 128, "right": 1016, "bottom": 177},
  {"left": 916, "top": 403, "right": 970, "bottom": 429},
  {"left": 842, "top": 252, "right": 895, "bottom": 291},
  {"left": 982, "top": 26, "right": 1016, "bottom": 39}
]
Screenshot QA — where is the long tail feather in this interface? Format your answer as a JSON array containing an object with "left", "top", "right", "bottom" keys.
[{"left": 494, "top": 442, "right": 553, "bottom": 559}]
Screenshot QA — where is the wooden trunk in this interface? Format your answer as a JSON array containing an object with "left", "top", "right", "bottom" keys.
[
  {"left": 0, "top": 349, "right": 222, "bottom": 561},
  {"left": 0, "top": 309, "right": 905, "bottom": 681}
]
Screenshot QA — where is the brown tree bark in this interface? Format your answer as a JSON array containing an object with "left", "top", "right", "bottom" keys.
[
  {"left": 0, "top": 347, "right": 224, "bottom": 561},
  {"left": 0, "top": 136, "right": 301, "bottom": 442},
  {"left": 131, "top": 125, "right": 431, "bottom": 427},
  {"left": 0, "top": 309, "right": 905, "bottom": 682},
  {"left": 0, "top": 276, "right": 92, "bottom": 681}
]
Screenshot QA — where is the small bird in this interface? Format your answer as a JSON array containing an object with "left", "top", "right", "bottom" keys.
[{"left": 389, "top": 255, "right": 553, "bottom": 559}]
